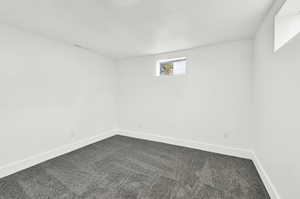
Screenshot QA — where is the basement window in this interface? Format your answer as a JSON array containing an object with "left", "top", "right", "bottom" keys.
[
  {"left": 274, "top": 0, "right": 300, "bottom": 51},
  {"left": 156, "top": 57, "right": 187, "bottom": 76}
]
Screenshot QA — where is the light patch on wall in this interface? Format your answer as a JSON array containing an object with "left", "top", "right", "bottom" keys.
[
  {"left": 274, "top": 0, "right": 300, "bottom": 51},
  {"left": 156, "top": 57, "right": 187, "bottom": 76}
]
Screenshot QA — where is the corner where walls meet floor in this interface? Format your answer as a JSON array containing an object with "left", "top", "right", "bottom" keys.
[{"left": 0, "top": 128, "right": 280, "bottom": 199}]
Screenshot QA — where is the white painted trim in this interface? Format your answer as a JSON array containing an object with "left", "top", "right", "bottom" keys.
[
  {"left": 0, "top": 128, "right": 280, "bottom": 199},
  {"left": 0, "top": 129, "right": 116, "bottom": 179},
  {"left": 251, "top": 152, "right": 281, "bottom": 199},
  {"left": 117, "top": 129, "right": 280, "bottom": 199},
  {"left": 117, "top": 129, "right": 253, "bottom": 159}
]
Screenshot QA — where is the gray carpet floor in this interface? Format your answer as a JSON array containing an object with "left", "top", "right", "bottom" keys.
[{"left": 0, "top": 135, "right": 270, "bottom": 199}]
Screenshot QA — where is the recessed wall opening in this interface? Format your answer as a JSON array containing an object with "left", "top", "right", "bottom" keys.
[
  {"left": 156, "top": 57, "right": 187, "bottom": 76},
  {"left": 274, "top": 0, "right": 300, "bottom": 51}
]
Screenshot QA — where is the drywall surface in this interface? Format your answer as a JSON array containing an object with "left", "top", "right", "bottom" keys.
[
  {"left": 117, "top": 40, "right": 253, "bottom": 149},
  {"left": 253, "top": 0, "right": 300, "bottom": 198},
  {"left": 0, "top": 25, "right": 117, "bottom": 167}
]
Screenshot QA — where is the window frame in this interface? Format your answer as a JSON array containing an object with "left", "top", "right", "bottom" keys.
[{"left": 156, "top": 57, "right": 187, "bottom": 77}]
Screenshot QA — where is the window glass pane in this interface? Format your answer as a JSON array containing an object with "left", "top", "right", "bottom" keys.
[
  {"left": 157, "top": 58, "right": 186, "bottom": 76},
  {"left": 160, "top": 61, "right": 174, "bottom": 76},
  {"left": 173, "top": 60, "right": 186, "bottom": 75}
]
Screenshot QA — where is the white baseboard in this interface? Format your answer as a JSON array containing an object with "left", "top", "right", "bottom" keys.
[
  {"left": 251, "top": 152, "right": 281, "bottom": 199},
  {"left": 117, "top": 129, "right": 253, "bottom": 159},
  {"left": 0, "top": 128, "right": 280, "bottom": 199},
  {"left": 0, "top": 129, "right": 116, "bottom": 179},
  {"left": 117, "top": 129, "right": 280, "bottom": 199}
]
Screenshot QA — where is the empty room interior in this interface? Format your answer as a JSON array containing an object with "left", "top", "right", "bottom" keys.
[{"left": 0, "top": 0, "right": 299, "bottom": 198}]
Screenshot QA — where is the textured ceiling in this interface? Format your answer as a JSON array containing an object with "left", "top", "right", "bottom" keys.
[{"left": 0, "top": 0, "right": 274, "bottom": 58}]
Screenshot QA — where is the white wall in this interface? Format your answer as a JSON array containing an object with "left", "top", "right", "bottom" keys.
[
  {"left": 0, "top": 25, "right": 117, "bottom": 167},
  {"left": 117, "top": 40, "right": 253, "bottom": 149},
  {"left": 253, "top": 0, "right": 300, "bottom": 198},
  {"left": 2, "top": 6, "right": 298, "bottom": 197}
]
